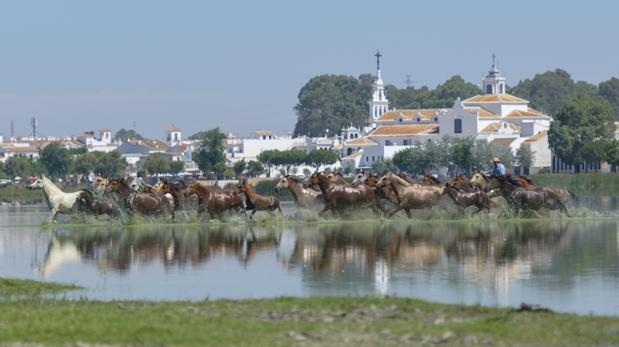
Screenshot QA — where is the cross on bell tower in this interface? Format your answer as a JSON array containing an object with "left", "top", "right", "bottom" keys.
[
  {"left": 482, "top": 53, "right": 506, "bottom": 95},
  {"left": 368, "top": 50, "right": 389, "bottom": 127}
]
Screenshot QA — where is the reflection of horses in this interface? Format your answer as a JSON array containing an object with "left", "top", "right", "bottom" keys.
[
  {"left": 239, "top": 180, "right": 282, "bottom": 218},
  {"left": 41, "top": 176, "right": 83, "bottom": 223},
  {"left": 275, "top": 175, "right": 322, "bottom": 209},
  {"left": 106, "top": 179, "right": 174, "bottom": 218},
  {"left": 496, "top": 176, "right": 569, "bottom": 216},
  {"left": 189, "top": 182, "right": 245, "bottom": 220},
  {"left": 376, "top": 173, "right": 441, "bottom": 217},
  {"left": 442, "top": 183, "right": 490, "bottom": 214},
  {"left": 308, "top": 172, "right": 377, "bottom": 216},
  {"left": 76, "top": 189, "right": 122, "bottom": 218}
]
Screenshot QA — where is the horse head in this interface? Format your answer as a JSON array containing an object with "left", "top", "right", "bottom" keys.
[{"left": 274, "top": 176, "right": 290, "bottom": 192}]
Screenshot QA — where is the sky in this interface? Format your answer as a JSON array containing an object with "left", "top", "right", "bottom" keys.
[{"left": 0, "top": 1, "right": 618, "bottom": 139}]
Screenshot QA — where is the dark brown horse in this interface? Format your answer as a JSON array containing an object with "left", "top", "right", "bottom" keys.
[
  {"left": 159, "top": 180, "right": 194, "bottom": 211},
  {"left": 75, "top": 189, "right": 122, "bottom": 219},
  {"left": 363, "top": 173, "right": 399, "bottom": 206},
  {"left": 512, "top": 176, "right": 577, "bottom": 206},
  {"left": 238, "top": 180, "right": 282, "bottom": 218},
  {"left": 448, "top": 174, "right": 476, "bottom": 192},
  {"left": 442, "top": 183, "right": 490, "bottom": 214},
  {"left": 308, "top": 172, "right": 377, "bottom": 216},
  {"left": 106, "top": 179, "right": 174, "bottom": 218},
  {"left": 420, "top": 175, "right": 442, "bottom": 187},
  {"left": 188, "top": 182, "right": 245, "bottom": 220},
  {"left": 496, "top": 176, "right": 569, "bottom": 216}
]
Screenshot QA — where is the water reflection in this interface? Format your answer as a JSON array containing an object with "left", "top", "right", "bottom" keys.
[{"left": 2, "top": 216, "right": 618, "bottom": 314}]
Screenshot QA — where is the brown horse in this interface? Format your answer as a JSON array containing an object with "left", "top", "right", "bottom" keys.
[
  {"left": 188, "top": 182, "right": 245, "bottom": 220},
  {"left": 442, "top": 183, "right": 490, "bottom": 214},
  {"left": 420, "top": 175, "right": 442, "bottom": 187},
  {"left": 238, "top": 180, "right": 282, "bottom": 218},
  {"left": 308, "top": 172, "right": 377, "bottom": 216},
  {"left": 448, "top": 174, "right": 476, "bottom": 192},
  {"left": 159, "top": 180, "right": 194, "bottom": 211},
  {"left": 376, "top": 173, "right": 441, "bottom": 218},
  {"left": 469, "top": 171, "right": 501, "bottom": 192},
  {"left": 512, "top": 176, "right": 577, "bottom": 206},
  {"left": 275, "top": 175, "right": 322, "bottom": 209},
  {"left": 398, "top": 172, "right": 419, "bottom": 186},
  {"left": 106, "top": 178, "right": 174, "bottom": 218},
  {"left": 496, "top": 176, "right": 569, "bottom": 216},
  {"left": 76, "top": 189, "right": 122, "bottom": 219}
]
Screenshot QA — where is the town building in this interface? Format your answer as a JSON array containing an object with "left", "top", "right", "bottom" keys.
[{"left": 343, "top": 54, "right": 552, "bottom": 173}]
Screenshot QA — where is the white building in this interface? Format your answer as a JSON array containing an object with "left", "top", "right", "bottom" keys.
[
  {"left": 80, "top": 128, "right": 119, "bottom": 153},
  {"left": 343, "top": 54, "right": 552, "bottom": 173},
  {"left": 226, "top": 130, "right": 306, "bottom": 163}
]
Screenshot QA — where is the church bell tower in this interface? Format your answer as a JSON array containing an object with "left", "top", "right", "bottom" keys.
[
  {"left": 368, "top": 50, "right": 389, "bottom": 127},
  {"left": 482, "top": 53, "right": 506, "bottom": 95}
]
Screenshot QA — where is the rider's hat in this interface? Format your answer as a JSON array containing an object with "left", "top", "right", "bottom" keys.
[{"left": 493, "top": 157, "right": 500, "bottom": 163}]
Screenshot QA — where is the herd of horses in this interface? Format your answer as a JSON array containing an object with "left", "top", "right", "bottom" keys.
[{"left": 39, "top": 170, "right": 577, "bottom": 224}]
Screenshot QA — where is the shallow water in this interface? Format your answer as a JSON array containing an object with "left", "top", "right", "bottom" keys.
[{"left": 1, "top": 204, "right": 619, "bottom": 316}]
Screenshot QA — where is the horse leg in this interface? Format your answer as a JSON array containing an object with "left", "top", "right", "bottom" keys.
[
  {"left": 48, "top": 208, "right": 58, "bottom": 224},
  {"left": 250, "top": 209, "right": 257, "bottom": 219},
  {"left": 405, "top": 208, "right": 412, "bottom": 218},
  {"left": 388, "top": 206, "right": 404, "bottom": 217}
]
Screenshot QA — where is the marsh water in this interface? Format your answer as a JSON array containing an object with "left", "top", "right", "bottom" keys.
[{"left": 1, "top": 203, "right": 619, "bottom": 316}]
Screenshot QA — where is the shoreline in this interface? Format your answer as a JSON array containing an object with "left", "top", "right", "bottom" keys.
[{"left": 0, "top": 277, "right": 617, "bottom": 346}]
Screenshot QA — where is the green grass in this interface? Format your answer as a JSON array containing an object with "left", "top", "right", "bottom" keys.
[
  {"left": 0, "top": 186, "right": 45, "bottom": 204},
  {"left": 0, "top": 278, "right": 81, "bottom": 298},
  {"left": 0, "top": 278, "right": 617, "bottom": 346},
  {"left": 531, "top": 173, "right": 619, "bottom": 195}
]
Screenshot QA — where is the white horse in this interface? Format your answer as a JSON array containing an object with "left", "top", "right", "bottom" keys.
[{"left": 41, "top": 176, "right": 82, "bottom": 224}]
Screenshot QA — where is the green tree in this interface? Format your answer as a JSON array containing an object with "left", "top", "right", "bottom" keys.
[
  {"left": 170, "top": 161, "right": 185, "bottom": 174},
  {"left": 515, "top": 144, "right": 535, "bottom": 175},
  {"left": 371, "top": 159, "right": 397, "bottom": 175},
  {"left": 192, "top": 128, "right": 227, "bottom": 179},
  {"left": 293, "top": 74, "right": 373, "bottom": 137},
  {"left": 73, "top": 152, "right": 100, "bottom": 175},
  {"left": 450, "top": 137, "right": 475, "bottom": 175},
  {"left": 246, "top": 160, "right": 264, "bottom": 177},
  {"left": 304, "top": 149, "right": 338, "bottom": 169},
  {"left": 143, "top": 153, "right": 171, "bottom": 175},
  {"left": 549, "top": 94, "right": 615, "bottom": 171},
  {"left": 509, "top": 69, "right": 597, "bottom": 116},
  {"left": 598, "top": 77, "right": 619, "bottom": 118},
  {"left": 95, "top": 151, "right": 127, "bottom": 177},
  {"left": 114, "top": 128, "right": 144, "bottom": 142},
  {"left": 39, "top": 142, "right": 72, "bottom": 178},
  {"left": 233, "top": 159, "right": 246, "bottom": 177},
  {"left": 4, "top": 157, "right": 34, "bottom": 179}
]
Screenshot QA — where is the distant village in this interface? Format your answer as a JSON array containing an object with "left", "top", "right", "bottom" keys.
[{"left": 1, "top": 55, "right": 618, "bottom": 178}]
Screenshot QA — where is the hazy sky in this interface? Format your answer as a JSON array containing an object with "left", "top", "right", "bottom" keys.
[{"left": 0, "top": 1, "right": 618, "bottom": 139}]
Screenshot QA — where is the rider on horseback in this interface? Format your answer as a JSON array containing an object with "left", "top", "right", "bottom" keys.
[{"left": 492, "top": 157, "right": 506, "bottom": 177}]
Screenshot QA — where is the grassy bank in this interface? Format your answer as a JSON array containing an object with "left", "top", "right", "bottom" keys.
[
  {"left": 0, "top": 186, "right": 45, "bottom": 204},
  {"left": 531, "top": 173, "right": 619, "bottom": 195},
  {"left": 0, "top": 279, "right": 618, "bottom": 346}
]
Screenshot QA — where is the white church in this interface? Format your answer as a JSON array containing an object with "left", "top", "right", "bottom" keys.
[{"left": 341, "top": 53, "right": 552, "bottom": 173}]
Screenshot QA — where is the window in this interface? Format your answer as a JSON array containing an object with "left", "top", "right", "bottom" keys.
[
  {"left": 366, "top": 156, "right": 369, "bottom": 162},
  {"left": 486, "top": 84, "right": 493, "bottom": 94},
  {"left": 347, "top": 148, "right": 353, "bottom": 156},
  {"left": 454, "top": 119, "right": 462, "bottom": 134},
  {"left": 385, "top": 140, "right": 393, "bottom": 146},
  {"left": 372, "top": 156, "right": 375, "bottom": 161},
  {"left": 398, "top": 118, "right": 403, "bottom": 123},
  {"left": 416, "top": 117, "right": 421, "bottom": 123},
  {"left": 500, "top": 84, "right": 505, "bottom": 94},
  {"left": 433, "top": 117, "right": 438, "bottom": 122},
  {"left": 403, "top": 139, "right": 409, "bottom": 146}
]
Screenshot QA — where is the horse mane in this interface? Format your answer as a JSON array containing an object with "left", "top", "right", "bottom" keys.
[
  {"left": 389, "top": 173, "right": 411, "bottom": 187},
  {"left": 41, "top": 176, "right": 62, "bottom": 194},
  {"left": 424, "top": 175, "right": 441, "bottom": 185},
  {"left": 517, "top": 176, "right": 533, "bottom": 184},
  {"left": 285, "top": 175, "right": 302, "bottom": 184}
]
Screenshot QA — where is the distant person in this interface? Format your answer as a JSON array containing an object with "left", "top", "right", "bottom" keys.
[{"left": 492, "top": 157, "right": 506, "bottom": 177}]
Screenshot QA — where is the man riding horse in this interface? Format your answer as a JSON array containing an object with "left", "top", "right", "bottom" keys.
[{"left": 492, "top": 157, "right": 506, "bottom": 177}]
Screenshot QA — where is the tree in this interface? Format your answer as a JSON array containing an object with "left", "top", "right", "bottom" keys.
[
  {"left": 4, "top": 157, "right": 38, "bottom": 179},
  {"left": 509, "top": 69, "right": 597, "bottom": 116},
  {"left": 95, "top": 151, "right": 127, "bottom": 177},
  {"left": 372, "top": 159, "right": 397, "bottom": 175},
  {"left": 304, "top": 149, "right": 338, "bottom": 169},
  {"left": 192, "top": 128, "right": 227, "bottom": 179},
  {"left": 598, "top": 77, "right": 619, "bottom": 118},
  {"left": 515, "top": 144, "right": 535, "bottom": 175},
  {"left": 548, "top": 94, "right": 615, "bottom": 171},
  {"left": 142, "top": 153, "right": 170, "bottom": 175},
  {"left": 450, "top": 137, "right": 475, "bottom": 175},
  {"left": 293, "top": 74, "right": 373, "bottom": 137},
  {"left": 233, "top": 159, "right": 247, "bottom": 177},
  {"left": 170, "top": 161, "right": 185, "bottom": 174},
  {"left": 73, "top": 152, "right": 100, "bottom": 175},
  {"left": 114, "top": 128, "right": 144, "bottom": 142},
  {"left": 246, "top": 160, "right": 264, "bottom": 177},
  {"left": 39, "top": 142, "right": 72, "bottom": 178}
]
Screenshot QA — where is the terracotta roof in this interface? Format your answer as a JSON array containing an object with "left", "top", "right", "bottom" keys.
[
  {"left": 370, "top": 124, "right": 439, "bottom": 136},
  {"left": 99, "top": 128, "right": 111, "bottom": 132},
  {"left": 524, "top": 130, "right": 548, "bottom": 143},
  {"left": 480, "top": 122, "right": 520, "bottom": 133},
  {"left": 489, "top": 138, "right": 517, "bottom": 147},
  {"left": 463, "top": 94, "right": 528, "bottom": 103},
  {"left": 463, "top": 107, "right": 498, "bottom": 118},
  {"left": 345, "top": 137, "right": 378, "bottom": 146},
  {"left": 376, "top": 109, "right": 447, "bottom": 122},
  {"left": 1, "top": 146, "right": 38, "bottom": 153},
  {"left": 505, "top": 109, "right": 547, "bottom": 118},
  {"left": 255, "top": 130, "right": 274, "bottom": 136},
  {"left": 167, "top": 124, "right": 181, "bottom": 132}
]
